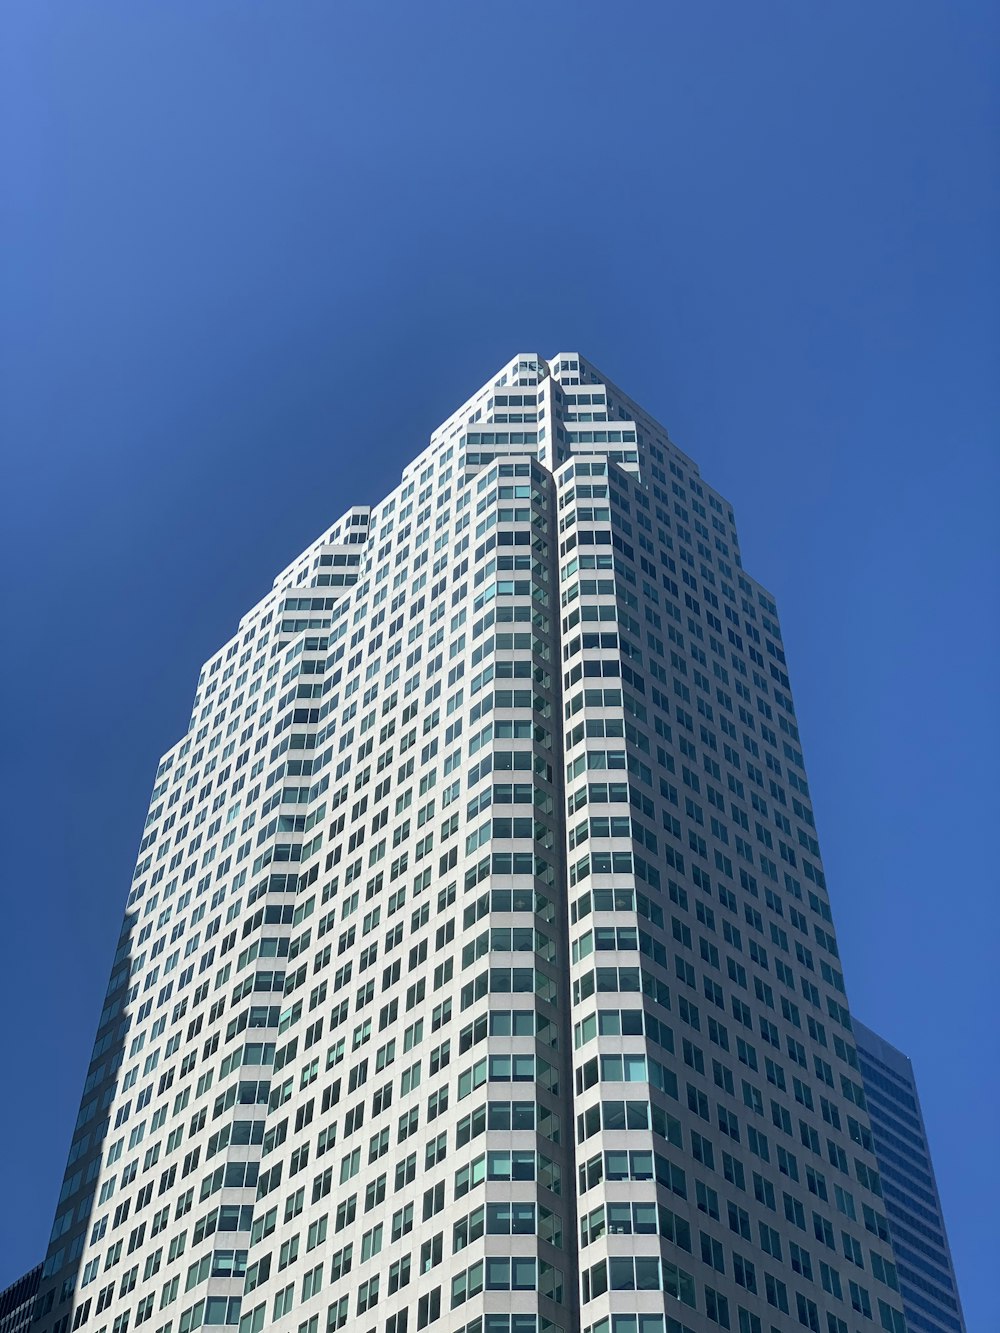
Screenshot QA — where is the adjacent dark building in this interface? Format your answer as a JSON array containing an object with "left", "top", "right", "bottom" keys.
[
  {"left": 0, "top": 1267, "right": 41, "bottom": 1333},
  {"left": 855, "top": 1022, "right": 965, "bottom": 1333}
]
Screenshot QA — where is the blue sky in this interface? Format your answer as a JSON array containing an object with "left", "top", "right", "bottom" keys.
[{"left": 1, "top": 3, "right": 996, "bottom": 1327}]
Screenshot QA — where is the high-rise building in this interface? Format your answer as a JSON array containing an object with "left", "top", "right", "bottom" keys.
[
  {"left": 854, "top": 1023, "right": 965, "bottom": 1333},
  {"left": 30, "top": 354, "right": 913, "bottom": 1333},
  {"left": 1, "top": 1266, "right": 42, "bottom": 1333}
]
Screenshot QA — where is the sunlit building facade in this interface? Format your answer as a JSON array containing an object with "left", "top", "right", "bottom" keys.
[{"left": 31, "top": 355, "right": 912, "bottom": 1333}]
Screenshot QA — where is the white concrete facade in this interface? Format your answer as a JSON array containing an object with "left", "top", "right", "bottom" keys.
[{"left": 32, "top": 356, "right": 910, "bottom": 1333}]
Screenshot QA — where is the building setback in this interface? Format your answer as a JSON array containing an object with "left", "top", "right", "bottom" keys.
[
  {"left": 854, "top": 1023, "right": 965, "bottom": 1333},
  {"left": 30, "top": 355, "right": 912, "bottom": 1333}
]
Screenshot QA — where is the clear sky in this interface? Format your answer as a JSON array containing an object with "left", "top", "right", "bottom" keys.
[{"left": 1, "top": 3, "right": 996, "bottom": 1327}]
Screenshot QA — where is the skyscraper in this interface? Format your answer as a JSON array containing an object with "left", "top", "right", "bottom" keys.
[
  {"left": 30, "top": 354, "right": 912, "bottom": 1333},
  {"left": 855, "top": 1023, "right": 965, "bottom": 1333},
  {"left": 1, "top": 1266, "right": 42, "bottom": 1333}
]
